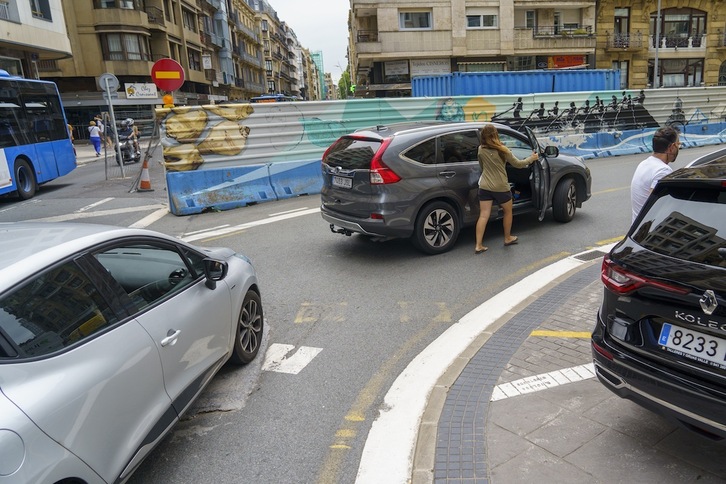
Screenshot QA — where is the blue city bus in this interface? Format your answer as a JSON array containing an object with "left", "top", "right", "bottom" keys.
[
  {"left": 249, "top": 94, "right": 297, "bottom": 103},
  {"left": 0, "top": 69, "right": 76, "bottom": 200}
]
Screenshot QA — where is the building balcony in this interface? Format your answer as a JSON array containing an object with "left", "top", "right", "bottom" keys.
[
  {"left": 199, "top": 32, "right": 214, "bottom": 47},
  {"left": 532, "top": 25, "right": 593, "bottom": 37},
  {"left": 357, "top": 30, "right": 379, "bottom": 43},
  {"left": 235, "top": 78, "right": 245, "bottom": 88},
  {"left": 377, "top": 30, "right": 452, "bottom": 54},
  {"left": 246, "top": 81, "right": 265, "bottom": 94},
  {"left": 203, "top": 0, "right": 220, "bottom": 10},
  {"left": 205, "top": 68, "right": 216, "bottom": 81},
  {"left": 513, "top": 28, "right": 595, "bottom": 52},
  {"left": 145, "top": 6, "right": 165, "bottom": 29},
  {"left": 648, "top": 34, "right": 706, "bottom": 52},
  {"left": 605, "top": 32, "right": 644, "bottom": 51},
  {"left": 241, "top": 52, "right": 263, "bottom": 68},
  {"left": 236, "top": 23, "right": 260, "bottom": 43},
  {"left": 92, "top": 7, "right": 151, "bottom": 30}
]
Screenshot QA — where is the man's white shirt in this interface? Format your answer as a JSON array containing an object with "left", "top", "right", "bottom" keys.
[{"left": 631, "top": 155, "right": 672, "bottom": 222}]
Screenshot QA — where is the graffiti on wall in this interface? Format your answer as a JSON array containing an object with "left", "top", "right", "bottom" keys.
[{"left": 158, "top": 87, "right": 726, "bottom": 214}]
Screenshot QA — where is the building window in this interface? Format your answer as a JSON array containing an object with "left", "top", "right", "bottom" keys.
[
  {"left": 188, "top": 48, "right": 201, "bottom": 71},
  {"left": 169, "top": 41, "right": 180, "bottom": 61},
  {"left": 525, "top": 10, "right": 536, "bottom": 29},
  {"left": 650, "top": 8, "right": 706, "bottom": 48},
  {"left": 267, "top": 80, "right": 275, "bottom": 92},
  {"left": 182, "top": 8, "right": 196, "bottom": 32},
  {"left": 720, "top": 61, "right": 726, "bottom": 86},
  {"left": 102, "top": 33, "right": 151, "bottom": 61},
  {"left": 466, "top": 14, "right": 498, "bottom": 29},
  {"left": 94, "top": 0, "right": 145, "bottom": 8},
  {"left": 612, "top": 60, "right": 629, "bottom": 89},
  {"left": 399, "top": 11, "right": 431, "bottom": 30},
  {"left": 261, "top": 19, "right": 268, "bottom": 31},
  {"left": 30, "top": 0, "right": 51, "bottom": 20},
  {"left": 0, "top": 1, "right": 10, "bottom": 20}
]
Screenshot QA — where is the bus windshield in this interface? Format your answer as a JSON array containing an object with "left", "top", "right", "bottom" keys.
[{"left": 0, "top": 70, "right": 76, "bottom": 200}]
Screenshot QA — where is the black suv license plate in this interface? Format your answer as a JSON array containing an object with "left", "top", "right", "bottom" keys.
[{"left": 659, "top": 323, "right": 726, "bottom": 369}]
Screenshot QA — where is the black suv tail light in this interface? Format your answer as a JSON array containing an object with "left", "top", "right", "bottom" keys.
[
  {"left": 370, "top": 138, "right": 400, "bottom": 184},
  {"left": 601, "top": 255, "right": 690, "bottom": 296}
]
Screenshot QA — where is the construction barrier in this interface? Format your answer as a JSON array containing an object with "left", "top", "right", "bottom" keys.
[{"left": 158, "top": 86, "right": 726, "bottom": 215}]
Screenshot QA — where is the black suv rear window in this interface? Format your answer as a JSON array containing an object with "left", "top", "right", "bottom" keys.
[
  {"left": 631, "top": 184, "right": 726, "bottom": 268},
  {"left": 324, "top": 137, "right": 381, "bottom": 169}
]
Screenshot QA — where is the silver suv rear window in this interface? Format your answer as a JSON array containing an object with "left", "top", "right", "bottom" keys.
[
  {"left": 324, "top": 137, "right": 381, "bottom": 169},
  {"left": 631, "top": 185, "right": 726, "bottom": 268}
]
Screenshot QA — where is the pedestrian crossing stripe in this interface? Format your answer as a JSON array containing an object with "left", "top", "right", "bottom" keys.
[
  {"left": 490, "top": 363, "right": 595, "bottom": 401},
  {"left": 262, "top": 343, "right": 322, "bottom": 374}
]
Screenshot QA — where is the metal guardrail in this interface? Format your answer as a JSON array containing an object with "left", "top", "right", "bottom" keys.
[
  {"left": 533, "top": 25, "right": 593, "bottom": 37},
  {"left": 357, "top": 30, "right": 379, "bottom": 42},
  {"left": 606, "top": 32, "right": 644, "bottom": 49}
]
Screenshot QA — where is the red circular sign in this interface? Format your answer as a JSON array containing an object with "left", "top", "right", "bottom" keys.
[{"left": 151, "top": 58, "right": 185, "bottom": 92}]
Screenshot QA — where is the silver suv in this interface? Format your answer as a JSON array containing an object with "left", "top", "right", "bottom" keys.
[{"left": 320, "top": 121, "right": 592, "bottom": 254}]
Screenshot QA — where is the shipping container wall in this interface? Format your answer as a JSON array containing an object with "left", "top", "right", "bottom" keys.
[
  {"left": 158, "top": 86, "right": 726, "bottom": 215},
  {"left": 411, "top": 70, "right": 621, "bottom": 97}
]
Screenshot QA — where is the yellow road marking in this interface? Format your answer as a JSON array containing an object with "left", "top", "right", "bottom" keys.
[
  {"left": 593, "top": 186, "right": 628, "bottom": 195},
  {"left": 530, "top": 330, "right": 592, "bottom": 338},
  {"left": 316, "top": 316, "right": 449, "bottom": 484},
  {"left": 595, "top": 236, "right": 624, "bottom": 246}
]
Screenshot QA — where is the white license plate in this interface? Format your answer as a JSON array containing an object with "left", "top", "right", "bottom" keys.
[
  {"left": 659, "top": 323, "right": 726, "bottom": 369},
  {"left": 332, "top": 175, "right": 352, "bottom": 189}
]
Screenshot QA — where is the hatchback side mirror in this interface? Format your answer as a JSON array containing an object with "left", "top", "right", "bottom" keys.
[
  {"left": 543, "top": 145, "right": 559, "bottom": 157},
  {"left": 203, "top": 258, "right": 228, "bottom": 289}
]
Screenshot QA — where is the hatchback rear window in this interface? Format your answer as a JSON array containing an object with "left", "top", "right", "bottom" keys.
[
  {"left": 631, "top": 184, "right": 726, "bottom": 268},
  {"left": 324, "top": 137, "right": 381, "bottom": 169}
]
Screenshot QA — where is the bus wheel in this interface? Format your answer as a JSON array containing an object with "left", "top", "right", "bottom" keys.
[{"left": 15, "top": 160, "right": 37, "bottom": 200}]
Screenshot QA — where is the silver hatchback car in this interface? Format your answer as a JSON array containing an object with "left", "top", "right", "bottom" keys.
[
  {"left": 0, "top": 222, "right": 263, "bottom": 483},
  {"left": 321, "top": 121, "right": 591, "bottom": 254}
]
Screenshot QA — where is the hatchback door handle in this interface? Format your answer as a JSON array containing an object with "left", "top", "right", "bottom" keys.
[
  {"left": 439, "top": 171, "right": 456, "bottom": 178},
  {"left": 161, "top": 329, "right": 181, "bottom": 347}
]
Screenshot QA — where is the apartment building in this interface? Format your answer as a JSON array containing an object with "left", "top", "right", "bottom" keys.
[
  {"left": 0, "top": 0, "right": 71, "bottom": 77},
  {"left": 595, "top": 1, "right": 726, "bottom": 88},
  {"left": 348, "top": 0, "right": 597, "bottom": 97}
]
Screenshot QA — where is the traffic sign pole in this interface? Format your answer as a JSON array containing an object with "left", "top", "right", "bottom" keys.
[{"left": 104, "top": 76, "right": 125, "bottom": 178}]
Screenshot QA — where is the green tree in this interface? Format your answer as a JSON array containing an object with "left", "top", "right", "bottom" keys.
[{"left": 338, "top": 68, "right": 352, "bottom": 99}]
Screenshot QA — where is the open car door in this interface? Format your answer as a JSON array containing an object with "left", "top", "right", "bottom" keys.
[{"left": 525, "top": 126, "right": 550, "bottom": 222}]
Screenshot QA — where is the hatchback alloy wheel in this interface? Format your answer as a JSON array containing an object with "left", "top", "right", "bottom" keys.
[{"left": 232, "top": 290, "right": 264, "bottom": 364}]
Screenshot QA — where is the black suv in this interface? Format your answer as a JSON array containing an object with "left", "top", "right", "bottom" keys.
[
  {"left": 320, "top": 121, "right": 591, "bottom": 254},
  {"left": 592, "top": 151, "right": 726, "bottom": 440}
]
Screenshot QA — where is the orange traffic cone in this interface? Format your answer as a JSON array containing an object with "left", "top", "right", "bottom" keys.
[{"left": 138, "top": 158, "right": 154, "bottom": 192}]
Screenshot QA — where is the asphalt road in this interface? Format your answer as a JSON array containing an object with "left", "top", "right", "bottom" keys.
[{"left": 0, "top": 143, "right": 720, "bottom": 483}]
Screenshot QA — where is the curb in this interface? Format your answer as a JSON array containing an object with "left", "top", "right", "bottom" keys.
[{"left": 354, "top": 244, "right": 616, "bottom": 484}]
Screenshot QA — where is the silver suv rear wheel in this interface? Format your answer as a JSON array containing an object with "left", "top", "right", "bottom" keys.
[{"left": 412, "top": 201, "right": 460, "bottom": 255}]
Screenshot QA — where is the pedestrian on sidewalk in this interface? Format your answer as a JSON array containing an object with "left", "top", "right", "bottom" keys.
[
  {"left": 474, "top": 124, "right": 538, "bottom": 254},
  {"left": 88, "top": 121, "right": 102, "bottom": 156},
  {"left": 630, "top": 126, "right": 680, "bottom": 222}
]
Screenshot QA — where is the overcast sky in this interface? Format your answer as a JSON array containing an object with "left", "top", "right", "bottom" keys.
[{"left": 268, "top": 0, "right": 350, "bottom": 84}]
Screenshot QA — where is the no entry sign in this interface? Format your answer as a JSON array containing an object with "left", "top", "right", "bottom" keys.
[{"left": 151, "top": 58, "right": 185, "bottom": 92}]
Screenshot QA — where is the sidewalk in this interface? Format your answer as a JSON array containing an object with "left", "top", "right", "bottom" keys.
[{"left": 356, "top": 248, "right": 726, "bottom": 483}]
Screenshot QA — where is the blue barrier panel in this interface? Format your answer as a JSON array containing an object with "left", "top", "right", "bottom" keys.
[
  {"left": 166, "top": 163, "right": 276, "bottom": 215},
  {"left": 268, "top": 159, "right": 323, "bottom": 200}
]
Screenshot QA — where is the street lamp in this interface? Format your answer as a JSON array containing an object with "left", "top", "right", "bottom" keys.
[{"left": 653, "top": 0, "right": 662, "bottom": 88}]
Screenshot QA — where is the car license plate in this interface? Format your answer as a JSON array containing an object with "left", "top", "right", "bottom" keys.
[
  {"left": 332, "top": 175, "right": 352, "bottom": 189},
  {"left": 659, "top": 323, "right": 726, "bottom": 369}
]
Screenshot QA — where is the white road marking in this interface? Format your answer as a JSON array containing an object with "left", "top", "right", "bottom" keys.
[
  {"left": 182, "top": 207, "right": 320, "bottom": 242},
  {"left": 490, "top": 363, "right": 595, "bottom": 401},
  {"left": 129, "top": 208, "right": 169, "bottom": 228},
  {"left": 184, "top": 224, "right": 231, "bottom": 236},
  {"left": 262, "top": 343, "right": 323, "bottom": 375},
  {"left": 28, "top": 204, "right": 167, "bottom": 223},
  {"left": 78, "top": 197, "right": 114, "bottom": 212},
  {"left": 269, "top": 207, "right": 312, "bottom": 216}
]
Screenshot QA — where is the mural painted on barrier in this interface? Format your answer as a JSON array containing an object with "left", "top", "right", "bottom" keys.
[{"left": 158, "top": 87, "right": 726, "bottom": 215}]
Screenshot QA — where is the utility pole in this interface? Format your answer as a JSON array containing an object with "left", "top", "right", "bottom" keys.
[{"left": 653, "top": 0, "right": 662, "bottom": 88}]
